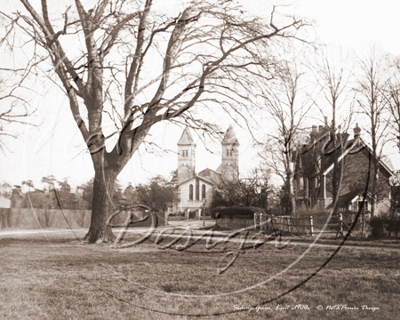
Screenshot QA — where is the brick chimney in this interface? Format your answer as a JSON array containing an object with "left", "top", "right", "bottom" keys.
[
  {"left": 353, "top": 123, "right": 361, "bottom": 139},
  {"left": 310, "top": 125, "right": 318, "bottom": 143}
]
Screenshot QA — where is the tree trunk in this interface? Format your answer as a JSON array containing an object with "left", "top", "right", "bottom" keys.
[
  {"left": 84, "top": 170, "right": 118, "bottom": 243},
  {"left": 371, "top": 157, "right": 377, "bottom": 217}
]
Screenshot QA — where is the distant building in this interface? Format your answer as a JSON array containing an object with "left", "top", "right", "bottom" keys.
[
  {"left": 0, "top": 196, "right": 10, "bottom": 209},
  {"left": 174, "top": 125, "right": 240, "bottom": 213}
]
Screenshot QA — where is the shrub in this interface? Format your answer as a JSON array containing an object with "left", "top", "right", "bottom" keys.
[
  {"left": 210, "top": 206, "right": 265, "bottom": 219},
  {"left": 188, "top": 210, "right": 197, "bottom": 219},
  {"left": 369, "top": 216, "right": 386, "bottom": 238},
  {"left": 384, "top": 215, "right": 400, "bottom": 237}
]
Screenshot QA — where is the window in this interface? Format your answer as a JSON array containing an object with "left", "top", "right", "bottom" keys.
[
  {"left": 226, "top": 149, "right": 233, "bottom": 157},
  {"left": 299, "top": 177, "right": 304, "bottom": 190},
  {"left": 202, "top": 184, "right": 206, "bottom": 199},
  {"left": 196, "top": 179, "right": 200, "bottom": 200},
  {"left": 189, "top": 184, "right": 193, "bottom": 200},
  {"left": 182, "top": 150, "right": 188, "bottom": 157},
  {"left": 305, "top": 177, "right": 309, "bottom": 197}
]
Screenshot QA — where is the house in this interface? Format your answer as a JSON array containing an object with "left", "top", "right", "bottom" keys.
[
  {"left": 173, "top": 125, "right": 240, "bottom": 213},
  {"left": 0, "top": 196, "right": 10, "bottom": 209},
  {"left": 293, "top": 123, "right": 394, "bottom": 215},
  {"left": 0, "top": 196, "right": 11, "bottom": 229}
]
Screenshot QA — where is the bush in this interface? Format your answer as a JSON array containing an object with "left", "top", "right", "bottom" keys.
[
  {"left": 384, "top": 215, "right": 400, "bottom": 237},
  {"left": 370, "top": 216, "right": 386, "bottom": 238},
  {"left": 369, "top": 214, "right": 400, "bottom": 238},
  {"left": 210, "top": 206, "right": 265, "bottom": 219},
  {"left": 188, "top": 210, "right": 197, "bottom": 219}
]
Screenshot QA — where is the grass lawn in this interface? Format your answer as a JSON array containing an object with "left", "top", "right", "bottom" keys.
[{"left": 0, "top": 229, "right": 399, "bottom": 320}]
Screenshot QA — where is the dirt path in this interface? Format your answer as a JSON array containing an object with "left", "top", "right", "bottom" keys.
[{"left": 1, "top": 221, "right": 399, "bottom": 251}]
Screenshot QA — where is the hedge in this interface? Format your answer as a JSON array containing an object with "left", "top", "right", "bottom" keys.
[
  {"left": 369, "top": 215, "right": 400, "bottom": 238},
  {"left": 210, "top": 206, "right": 266, "bottom": 219}
]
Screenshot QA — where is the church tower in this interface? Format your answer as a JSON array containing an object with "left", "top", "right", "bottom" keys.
[
  {"left": 177, "top": 127, "right": 196, "bottom": 184},
  {"left": 221, "top": 125, "right": 240, "bottom": 181}
]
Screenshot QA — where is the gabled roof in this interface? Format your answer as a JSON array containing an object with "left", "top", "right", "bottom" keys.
[
  {"left": 222, "top": 124, "right": 240, "bottom": 146},
  {"left": 198, "top": 168, "right": 222, "bottom": 176},
  {"left": 178, "top": 127, "right": 195, "bottom": 146},
  {"left": 322, "top": 137, "right": 394, "bottom": 177},
  {"left": 326, "top": 190, "right": 372, "bottom": 209},
  {"left": 178, "top": 175, "right": 215, "bottom": 187}
]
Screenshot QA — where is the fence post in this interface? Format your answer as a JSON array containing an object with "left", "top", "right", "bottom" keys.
[
  {"left": 340, "top": 213, "right": 343, "bottom": 237},
  {"left": 310, "top": 215, "right": 314, "bottom": 237}
]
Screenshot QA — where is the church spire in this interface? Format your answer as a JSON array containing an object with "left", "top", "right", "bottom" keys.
[
  {"left": 177, "top": 127, "right": 196, "bottom": 184},
  {"left": 220, "top": 125, "right": 239, "bottom": 181},
  {"left": 222, "top": 124, "right": 240, "bottom": 146},
  {"left": 178, "top": 126, "right": 196, "bottom": 146}
]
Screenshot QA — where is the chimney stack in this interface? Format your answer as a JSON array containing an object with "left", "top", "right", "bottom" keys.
[
  {"left": 353, "top": 123, "right": 361, "bottom": 139},
  {"left": 310, "top": 125, "right": 318, "bottom": 143}
]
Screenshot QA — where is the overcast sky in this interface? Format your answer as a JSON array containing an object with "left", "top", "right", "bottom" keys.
[{"left": 1, "top": 0, "right": 400, "bottom": 191}]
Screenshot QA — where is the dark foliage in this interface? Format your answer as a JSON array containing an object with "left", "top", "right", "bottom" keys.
[
  {"left": 369, "top": 215, "right": 400, "bottom": 238},
  {"left": 369, "top": 217, "right": 385, "bottom": 238},
  {"left": 210, "top": 206, "right": 265, "bottom": 219}
]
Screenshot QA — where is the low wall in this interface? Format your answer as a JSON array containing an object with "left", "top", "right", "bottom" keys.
[{"left": 0, "top": 208, "right": 166, "bottom": 229}]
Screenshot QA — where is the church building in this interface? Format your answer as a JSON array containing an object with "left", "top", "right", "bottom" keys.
[{"left": 173, "top": 125, "right": 240, "bottom": 213}]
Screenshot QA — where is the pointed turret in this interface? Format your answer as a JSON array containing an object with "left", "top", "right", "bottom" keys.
[
  {"left": 220, "top": 125, "right": 239, "bottom": 181},
  {"left": 222, "top": 124, "right": 240, "bottom": 146},
  {"left": 177, "top": 127, "right": 196, "bottom": 184},
  {"left": 178, "top": 127, "right": 196, "bottom": 146}
]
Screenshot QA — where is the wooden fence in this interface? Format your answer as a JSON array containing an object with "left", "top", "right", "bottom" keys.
[{"left": 253, "top": 213, "right": 354, "bottom": 238}]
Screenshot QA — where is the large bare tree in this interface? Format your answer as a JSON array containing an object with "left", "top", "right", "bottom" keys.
[
  {"left": 384, "top": 60, "right": 400, "bottom": 153},
  {"left": 312, "top": 50, "right": 354, "bottom": 212},
  {"left": 355, "top": 50, "right": 390, "bottom": 217},
  {"left": 0, "top": 66, "right": 35, "bottom": 152},
  {"left": 258, "top": 59, "right": 313, "bottom": 215},
  {"left": 3, "top": 0, "right": 306, "bottom": 242}
]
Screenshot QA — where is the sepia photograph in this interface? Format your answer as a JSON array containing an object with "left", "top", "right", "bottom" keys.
[{"left": 0, "top": 0, "right": 399, "bottom": 319}]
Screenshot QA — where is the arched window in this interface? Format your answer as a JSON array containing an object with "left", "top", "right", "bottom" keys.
[
  {"left": 202, "top": 184, "right": 206, "bottom": 199},
  {"left": 195, "top": 179, "right": 200, "bottom": 200},
  {"left": 189, "top": 184, "right": 193, "bottom": 200}
]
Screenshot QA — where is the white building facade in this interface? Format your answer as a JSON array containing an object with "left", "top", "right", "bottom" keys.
[{"left": 174, "top": 125, "right": 240, "bottom": 213}]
